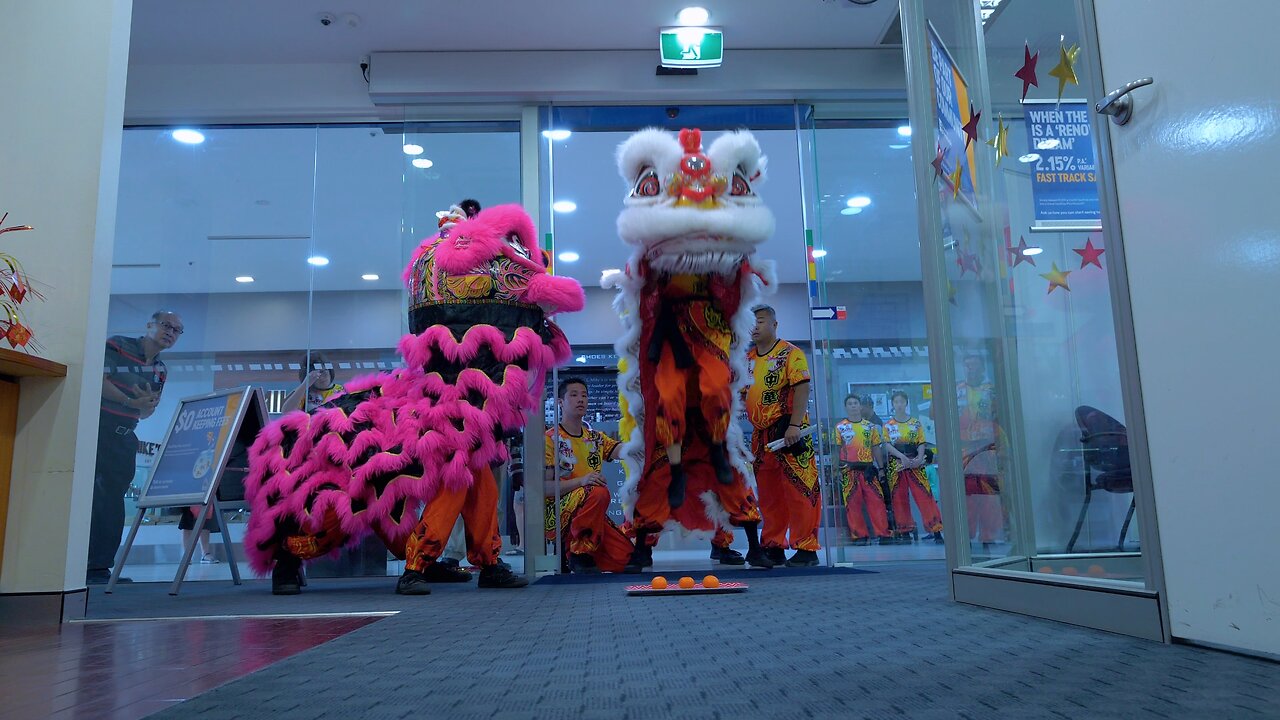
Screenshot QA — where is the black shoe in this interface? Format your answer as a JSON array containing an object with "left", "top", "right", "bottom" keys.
[
  {"left": 709, "top": 544, "right": 722, "bottom": 560},
  {"left": 716, "top": 547, "right": 746, "bottom": 565},
  {"left": 478, "top": 563, "right": 528, "bottom": 588},
  {"left": 709, "top": 443, "right": 734, "bottom": 485},
  {"left": 395, "top": 570, "right": 433, "bottom": 595},
  {"left": 895, "top": 533, "right": 914, "bottom": 544},
  {"left": 420, "top": 560, "right": 473, "bottom": 583},
  {"left": 764, "top": 547, "right": 787, "bottom": 566},
  {"left": 569, "top": 553, "right": 601, "bottom": 574},
  {"left": 271, "top": 557, "right": 302, "bottom": 596},
  {"left": 668, "top": 463, "right": 687, "bottom": 509},
  {"left": 744, "top": 547, "right": 776, "bottom": 569},
  {"left": 928, "top": 532, "right": 945, "bottom": 545},
  {"left": 623, "top": 545, "right": 652, "bottom": 573},
  {"left": 785, "top": 549, "right": 820, "bottom": 567},
  {"left": 851, "top": 538, "right": 871, "bottom": 547},
  {"left": 86, "top": 569, "right": 131, "bottom": 585}
]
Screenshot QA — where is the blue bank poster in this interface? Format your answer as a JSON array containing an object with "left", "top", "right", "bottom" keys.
[
  {"left": 142, "top": 391, "right": 243, "bottom": 504},
  {"left": 928, "top": 22, "right": 978, "bottom": 211},
  {"left": 1023, "top": 100, "right": 1101, "bottom": 225}
]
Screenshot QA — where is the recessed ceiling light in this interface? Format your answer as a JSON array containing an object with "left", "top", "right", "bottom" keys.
[
  {"left": 403, "top": 143, "right": 424, "bottom": 155},
  {"left": 1023, "top": 247, "right": 1044, "bottom": 256},
  {"left": 840, "top": 208, "right": 863, "bottom": 216},
  {"left": 412, "top": 158, "right": 434, "bottom": 169},
  {"left": 172, "top": 129, "right": 205, "bottom": 144},
  {"left": 889, "top": 144, "right": 910, "bottom": 150},
  {"left": 307, "top": 255, "right": 330, "bottom": 266},
  {"left": 1035, "top": 138, "right": 1061, "bottom": 150},
  {"left": 677, "top": 6, "right": 710, "bottom": 25},
  {"left": 361, "top": 273, "right": 379, "bottom": 281},
  {"left": 235, "top": 275, "right": 254, "bottom": 283},
  {"left": 552, "top": 200, "right": 577, "bottom": 213},
  {"left": 558, "top": 251, "right": 580, "bottom": 263},
  {"left": 542, "top": 129, "right": 572, "bottom": 141},
  {"left": 897, "top": 125, "right": 912, "bottom": 137},
  {"left": 847, "top": 196, "right": 872, "bottom": 208},
  {"left": 811, "top": 249, "right": 828, "bottom": 259},
  {"left": 1018, "top": 153, "right": 1041, "bottom": 163}
]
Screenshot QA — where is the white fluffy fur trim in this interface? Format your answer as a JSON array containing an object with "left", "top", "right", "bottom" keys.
[
  {"left": 616, "top": 128, "right": 684, "bottom": 188},
  {"left": 706, "top": 130, "right": 768, "bottom": 185},
  {"left": 617, "top": 203, "right": 775, "bottom": 250}
]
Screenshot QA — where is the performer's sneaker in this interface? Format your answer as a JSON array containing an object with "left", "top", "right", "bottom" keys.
[
  {"left": 569, "top": 553, "right": 601, "bottom": 574},
  {"left": 928, "top": 532, "right": 946, "bottom": 545},
  {"left": 478, "top": 563, "right": 528, "bottom": 588},
  {"left": 851, "top": 538, "right": 871, "bottom": 546},
  {"left": 764, "top": 547, "right": 787, "bottom": 566},
  {"left": 744, "top": 547, "right": 776, "bottom": 569},
  {"left": 421, "top": 559, "right": 473, "bottom": 583},
  {"left": 271, "top": 558, "right": 302, "bottom": 596},
  {"left": 395, "top": 570, "right": 433, "bottom": 595},
  {"left": 785, "top": 550, "right": 820, "bottom": 567},
  {"left": 623, "top": 545, "right": 651, "bottom": 573},
  {"left": 714, "top": 547, "right": 746, "bottom": 565}
]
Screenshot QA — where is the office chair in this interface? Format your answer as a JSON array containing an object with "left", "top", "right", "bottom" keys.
[{"left": 1066, "top": 405, "right": 1135, "bottom": 553}]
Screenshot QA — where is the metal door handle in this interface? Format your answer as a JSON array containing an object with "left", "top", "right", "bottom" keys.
[{"left": 1095, "top": 77, "right": 1153, "bottom": 126}]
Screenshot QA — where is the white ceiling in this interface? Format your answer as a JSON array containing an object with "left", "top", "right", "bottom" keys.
[{"left": 128, "top": 0, "right": 902, "bottom": 65}]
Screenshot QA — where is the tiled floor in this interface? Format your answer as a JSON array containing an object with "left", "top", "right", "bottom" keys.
[{"left": 1, "top": 615, "right": 381, "bottom": 720}]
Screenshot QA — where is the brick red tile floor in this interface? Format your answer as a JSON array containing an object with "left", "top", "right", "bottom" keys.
[{"left": 1, "top": 615, "right": 381, "bottom": 719}]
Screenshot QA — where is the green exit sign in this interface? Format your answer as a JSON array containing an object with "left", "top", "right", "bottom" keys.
[{"left": 659, "top": 27, "right": 724, "bottom": 68}]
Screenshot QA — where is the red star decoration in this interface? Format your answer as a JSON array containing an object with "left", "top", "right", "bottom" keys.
[
  {"left": 931, "top": 144, "right": 948, "bottom": 181},
  {"left": 1015, "top": 43, "right": 1039, "bottom": 101},
  {"left": 962, "top": 104, "right": 982, "bottom": 149},
  {"left": 1073, "top": 238, "right": 1105, "bottom": 269},
  {"left": 1006, "top": 236, "right": 1037, "bottom": 267}
]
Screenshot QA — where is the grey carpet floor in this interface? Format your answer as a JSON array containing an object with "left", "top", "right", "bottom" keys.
[{"left": 147, "top": 562, "right": 1280, "bottom": 720}]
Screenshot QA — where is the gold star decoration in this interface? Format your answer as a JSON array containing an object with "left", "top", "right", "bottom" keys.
[
  {"left": 986, "top": 114, "right": 1010, "bottom": 166},
  {"left": 1040, "top": 262, "right": 1072, "bottom": 294},
  {"left": 949, "top": 163, "right": 964, "bottom": 199},
  {"left": 1047, "top": 41, "right": 1081, "bottom": 102}
]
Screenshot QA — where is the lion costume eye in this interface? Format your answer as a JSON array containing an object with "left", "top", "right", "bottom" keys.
[
  {"left": 632, "top": 167, "right": 660, "bottom": 197},
  {"left": 730, "top": 171, "right": 752, "bottom": 197},
  {"left": 506, "top": 232, "right": 531, "bottom": 260}
]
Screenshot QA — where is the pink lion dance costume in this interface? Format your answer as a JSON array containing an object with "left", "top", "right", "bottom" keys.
[
  {"left": 603, "top": 128, "right": 778, "bottom": 572},
  {"left": 243, "top": 201, "right": 583, "bottom": 595}
]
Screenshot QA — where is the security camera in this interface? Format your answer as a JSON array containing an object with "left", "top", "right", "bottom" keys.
[
  {"left": 666, "top": 107, "right": 680, "bottom": 119},
  {"left": 318, "top": 12, "right": 336, "bottom": 26}
]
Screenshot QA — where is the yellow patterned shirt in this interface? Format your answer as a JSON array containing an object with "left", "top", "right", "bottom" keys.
[
  {"left": 544, "top": 423, "right": 620, "bottom": 481},
  {"left": 745, "top": 340, "right": 811, "bottom": 430}
]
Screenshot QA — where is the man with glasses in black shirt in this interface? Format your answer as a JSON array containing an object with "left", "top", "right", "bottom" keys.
[{"left": 86, "top": 310, "right": 182, "bottom": 584}]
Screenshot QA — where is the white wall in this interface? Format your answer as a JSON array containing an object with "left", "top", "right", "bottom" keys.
[
  {"left": 1096, "top": 0, "right": 1280, "bottom": 655},
  {"left": 0, "top": 0, "right": 133, "bottom": 595}
]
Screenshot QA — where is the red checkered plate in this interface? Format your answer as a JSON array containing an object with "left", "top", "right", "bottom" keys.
[{"left": 625, "top": 581, "right": 749, "bottom": 596}]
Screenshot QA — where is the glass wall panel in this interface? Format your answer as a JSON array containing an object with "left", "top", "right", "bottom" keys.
[{"left": 903, "top": 0, "right": 1147, "bottom": 585}]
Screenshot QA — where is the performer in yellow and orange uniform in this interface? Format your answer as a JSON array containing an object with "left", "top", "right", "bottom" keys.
[
  {"left": 544, "top": 377, "right": 635, "bottom": 573},
  {"left": 746, "top": 305, "right": 821, "bottom": 567},
  {"left": 833, "top": 395, "right": 892, "bottom": 545},
  {"left": 958, "top": 354, "right": 1004, "bottom": 548},
  {"left": 883, "top": 390, "right": 944, "bottom": 544}
]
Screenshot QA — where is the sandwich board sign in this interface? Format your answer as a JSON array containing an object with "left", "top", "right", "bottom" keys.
[{"left": 108, "top": 386, "right": 267, "bottom": 595}]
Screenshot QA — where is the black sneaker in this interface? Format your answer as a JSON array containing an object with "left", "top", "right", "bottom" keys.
[
  {"left": 478, "top": 563, "right": 528, "bottom": 588},
  {"left": 421, "top": 560, "right": 473, "bottom": 583},
  {"left": 764, "top": 547, "right": 787, "bottom": 566},
  {"left": 785, "top": 549, "right": 820, "bottom": 567},
  {"left": 395, "top": 570, "right": 432, "bottom": 595},
  {"left": 716, "top": 547, "right": 746, "bottom": 565},
  {"left": 623, "top": 544, "right": 652, "bottom": 573},
  {"left": 744, "top": 547, "right": 776, "bottom": 569},
  {"left": 87, "top": 569, "right": 131, "bottom": 585},
  {"left": 709, "top": 544, "right": 722, "bottom": 560},
  {"left": 271, "top": 558, "right": 302, "bottom": 596},
  {"left": 569, "top": 553, "right": 600, "bottom": 574},
  {"left": 851, "top": 538, "right": 871, "bottom": 547},
  {"left": 928, "top": 532, "right": 946, "bottom": 545}
]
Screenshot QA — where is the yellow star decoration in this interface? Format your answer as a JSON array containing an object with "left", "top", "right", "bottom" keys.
[
  {"left": 949, "top": 163, "right": 964, "bottom": 199},
  {"left": 986, "top": 114, "right": 1010, "bottom": 166},
  {"left": 1040, "top": 262, "right": 1072, "bottom": 294},
  {"left": 1048, "top": 42, "right": 1081, "bottom": 102}
]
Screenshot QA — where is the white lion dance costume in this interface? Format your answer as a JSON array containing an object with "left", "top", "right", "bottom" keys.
[
  {"left": 604, "top": 128, "right": 778, "bottom": 571},
  {"left": 243, "top": 201, "right": 583, "bottom": 594}
]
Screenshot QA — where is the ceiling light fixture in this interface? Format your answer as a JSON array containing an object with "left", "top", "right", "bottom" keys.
[
  {"left": 676, "top": 6, "right": 710, "bottom": 25},
  {"left": 897, "top": 125, "right": 912, "bottom": 137},
  {"left": 811, "top": 249, "right": 828, "bottom": 259},
  {"left": 841, "top": 207, "right": 863, "bottom": 216},
  {"left": 361, "top": 273, "right": 379, "bottom": 281},
  {"left": 847, "top": 196, "right": 872, "bottom": 208},
  {"left": 889, "top": 143, "right": 910, "bottom": 149},
  {"left": 557, "top": 251, "right": 580, "bottom": 263},
  {"left": 1018, "top": 153, "right": 1041, "bottom": 163},
  {"left": 552, "top": 200, "right": 577, "bottom": 213},
  {"left": 235, "top": 275, "right": 254, "bottom": 283},
  {"left": 172, "top": 129, "right": 205, "bottom": 144},
  {"left": 411, "top": 158, "right": 434, "bottom": 169},
  {"left": 402, "top": 143, "right": 424, "bottom": 155},
  {"left": 307, "top": 256, "right": 330, "bottom": 267},
  {"left": 542, "top": 129, "right": 572, "bottom": 141},
  {"left": 1023, "top": 247, "right": 1044, "bottom": 256}
]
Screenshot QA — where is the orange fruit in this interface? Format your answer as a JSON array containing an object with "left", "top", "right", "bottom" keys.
[
  {"left": 651, "top": 576, "right": 668, "bottom": 590},
  {"left": 1036, "top": 566, "right": 1054, "bottom": 573},
  {"left": 1087, "top": 564, "right": 1107, "bottom": 577},
  {"left": 678, "top": 576, "right": 695, "bottom": 589},
  {"left": 1061, "top": 566, "right": 1079, "bottom": 576},
  {"left": 703, "top": 575, "right": 720, "bottom": 589}
]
